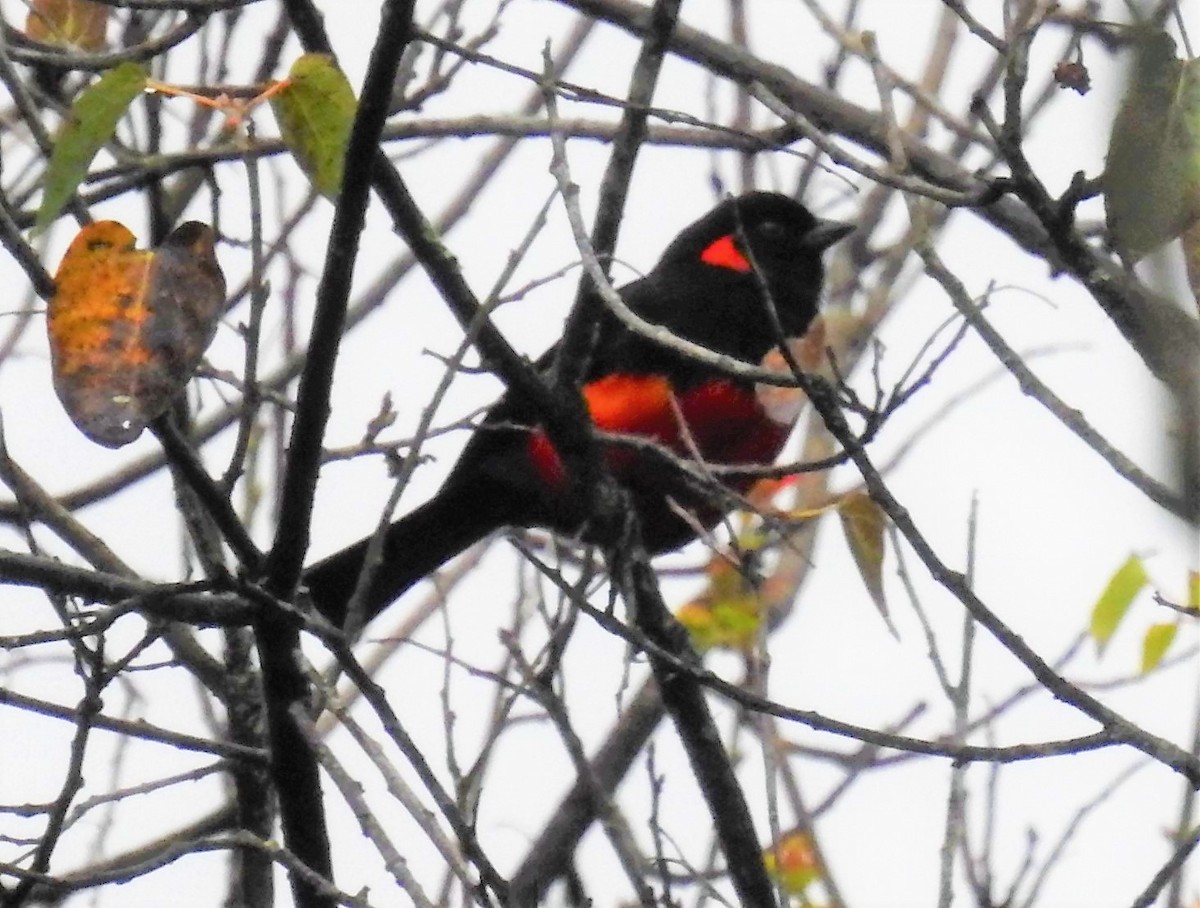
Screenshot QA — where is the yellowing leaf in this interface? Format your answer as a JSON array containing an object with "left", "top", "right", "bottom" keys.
[
  {"left": 1142, "top": 622, "right": 1177, "bottom": 673},
  {"left": 49, "top": 221, "right": 225, "bottom": 447},
  {"left": 1104, "top": 30, "right": 1200, "bottom": 263},
  {"left": 37, "top": 63, "right": 147, "bottom": 232},
  {"left": 1089, "top": 554, "right": 1149, "bottom": 653},
  {"left": 269, "top": 54, "right": 357, "bottom": 198},
  {"left": 763, "top": 831, "right": 820, "bottom": 895},
  {"left": 837, "top": 491, "right": 894, "bottom": 633},
  {"left": 676, "top": 557, "right": 764, "bottom": 652},
  {"left": 1189, "top": 570, "right": 1200, "bottom": 610},
  {"left": 25, "top": 0, "right": 108, "bottom": 50},
  {"left": 781, "top": 502, "right": 836, "bottom": 522}
]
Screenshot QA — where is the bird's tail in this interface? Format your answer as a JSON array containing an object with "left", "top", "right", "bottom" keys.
[{"left": 304, "top": 479, "right": 512, "bottom": 630}]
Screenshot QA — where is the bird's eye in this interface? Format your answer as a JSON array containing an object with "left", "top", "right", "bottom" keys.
[{"left": 755, "top": 220, "right": 789, "bottom": 242}]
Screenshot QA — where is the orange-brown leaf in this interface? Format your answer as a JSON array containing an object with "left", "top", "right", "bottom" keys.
[
  {"left": 49, "top": 221, "right": 225, "bottom": 447},
  {"left": 763, "top": 830, "right": 820, "bottom": 894},
  {"left": 25, "top": 0, "right": 108, "bottom": 50}
]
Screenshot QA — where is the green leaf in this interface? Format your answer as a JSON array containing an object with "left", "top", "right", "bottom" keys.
[
  {"left": 1141, "top": 622, "right": 1177, "bottom": 673},
  {"left": 270, "top": 54, "right": 357, "bottom": 199},
  {"left": 1090, "top": 554, "right": 1149, "bottom": 654},
  {"left": 1104, "top": 29, "right": 1200, "bottom": 263},
  {"left": 36, "top": 62, "right": 147, "bottom": 233}
]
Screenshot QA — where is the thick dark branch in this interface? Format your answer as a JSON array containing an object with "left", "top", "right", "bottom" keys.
[
  {"left": 151, "top": 416, "right": 262, "bottom": 570},
  {"left": 262, "top": 3, "right": 419, "bottom": 906},
  {"left": 617, "top": 553, "right": 776, "bottom": 906},
  {"left": 509, "top": 679, "right": 666, "bottom": 905}
]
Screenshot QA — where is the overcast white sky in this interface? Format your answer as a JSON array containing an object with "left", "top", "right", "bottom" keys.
[{"left": 2, "top": 2, "right": 1199, "bottom": 906}]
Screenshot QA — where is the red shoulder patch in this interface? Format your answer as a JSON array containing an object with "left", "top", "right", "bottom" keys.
[{"left": 699, "top": 234, "right": 752, "bottom": 272}]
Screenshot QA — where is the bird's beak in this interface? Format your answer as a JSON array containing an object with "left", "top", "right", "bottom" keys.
[{"left": 804, "top": 218, "right": 854, "bottom": 251}]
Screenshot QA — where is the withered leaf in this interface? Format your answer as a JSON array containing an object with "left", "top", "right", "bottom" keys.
[
  {"left": 837, "top": 490, "right": 896, "bottom": 635},
  {"left": 48, "top": 221, "right": 226, "bottom": 447},
  {"left": 25, "top": 0, "right": 108, "bottom": 50}
]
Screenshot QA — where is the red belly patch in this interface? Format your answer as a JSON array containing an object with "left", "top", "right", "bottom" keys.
[{"left": 527, "top": 373, "right": 789, "bottom": 491}]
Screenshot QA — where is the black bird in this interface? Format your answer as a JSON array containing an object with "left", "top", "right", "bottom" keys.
[{"left": 306, "top": 192, "right": 851, "bottom": 629}]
